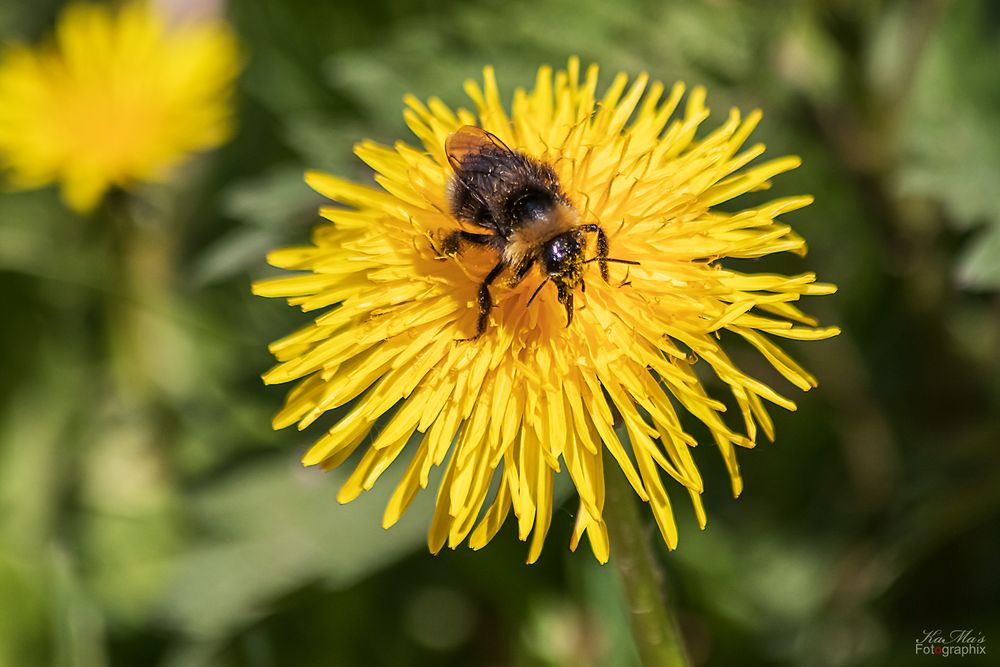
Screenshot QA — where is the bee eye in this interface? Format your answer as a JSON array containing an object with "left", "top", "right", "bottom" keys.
[{"left": 510, "top": 190, "right": 553, "bottom": 221}]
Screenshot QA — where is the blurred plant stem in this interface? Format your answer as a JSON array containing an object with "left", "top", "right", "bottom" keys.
[
  {"left": 86, "top": 192, "right": 186, "bottom": 620},
  {"left": 604, "top": 461, "right": 690, "bottom": 667},
  {"left": 102, "top": 192, "right": 171, "bottom": 401},
  {"left": 97, "top": 188, "right": 182, "bottom": 477}
]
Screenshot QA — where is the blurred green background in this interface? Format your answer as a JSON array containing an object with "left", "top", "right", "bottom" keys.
[{"left": 1, "top": 0, "right": 998, "bottom": 665}]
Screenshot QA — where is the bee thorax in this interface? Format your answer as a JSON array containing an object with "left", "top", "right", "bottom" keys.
[{"left": 502, "top": 203, "right": 579, "bottom": 266}]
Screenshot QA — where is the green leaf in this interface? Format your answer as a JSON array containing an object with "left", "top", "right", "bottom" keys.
[
  {"left": 898, "top": 2, "right": 1000, "bottom": 290},
  {"left": 956, "top": 224, "right": 1000, "bottom": 290},
  {"left": 158, "top": 448, "right": 435, "bottom": 638},
  {"left": 0, "top": 554, "right": 54, "bottom": 667},
  {"left": 221, "top": 164, "right": 318, "bottom": 232}
]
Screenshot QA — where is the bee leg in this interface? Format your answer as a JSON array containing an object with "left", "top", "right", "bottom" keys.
[
  {"left": 441, "top": 230, "right": 496, "bottom": 257},
  {"left": 578, "top": 223, "right": 610, "bottom": 281},
  {"left": 460, "top": 259, "right": 506, "bottom": 341},
  {"left": 556, "top": 281, "right": 574, "bottom": 327},
  {"left": 508, "top": 257, "right": 536, "bottom": 288}
]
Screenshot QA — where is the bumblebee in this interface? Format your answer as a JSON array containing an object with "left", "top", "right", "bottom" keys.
[{"left": 441, "top": 126, "right": 635, "bottom": 338}]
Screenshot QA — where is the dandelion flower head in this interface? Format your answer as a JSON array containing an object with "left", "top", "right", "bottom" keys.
[
  {"left": 254, "top": 59, "right": 840, "bottom": 563},
  {"left": 0, "top": 1, "right": 240, "bottom": 212}
]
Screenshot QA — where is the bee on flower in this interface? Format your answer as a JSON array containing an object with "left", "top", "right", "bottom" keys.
[{"left": 254, "top": 59, "right": 839, "bottom": 563}]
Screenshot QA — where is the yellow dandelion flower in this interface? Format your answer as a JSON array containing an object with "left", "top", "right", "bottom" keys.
[
  {"left": 254, "top": 59, "right": 839, "bottom": 564},
  {"left": 0, "top": 1, "right": 240, "bottom": 212}
]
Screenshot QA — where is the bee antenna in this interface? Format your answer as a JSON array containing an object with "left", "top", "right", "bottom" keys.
[
  {"left": 583, "top": 257, "right": 640, "bottom": 266},
  {"left": 527, "top": 276, "right": 551, "bottom": 307}
]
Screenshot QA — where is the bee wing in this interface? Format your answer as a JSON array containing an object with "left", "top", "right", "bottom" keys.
[{"left": 446, "top": 126, "right": 512, "bottom": 171}]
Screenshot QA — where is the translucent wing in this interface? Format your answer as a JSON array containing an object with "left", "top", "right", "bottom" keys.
[{"left": 446, "top": 126, "right": 511, "bottom": 171}]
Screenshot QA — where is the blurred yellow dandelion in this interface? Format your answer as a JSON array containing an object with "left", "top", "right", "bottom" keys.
[
  {"left": 0, "top": 1, "right": 240, "bottom": 212},
  {"left": 254, "top": 59, "right": 840, "bottom": 563}
]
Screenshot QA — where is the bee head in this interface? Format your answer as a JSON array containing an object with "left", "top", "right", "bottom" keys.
[{"left": 541, "top": 230, "right": 585, "bottom": 286}]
